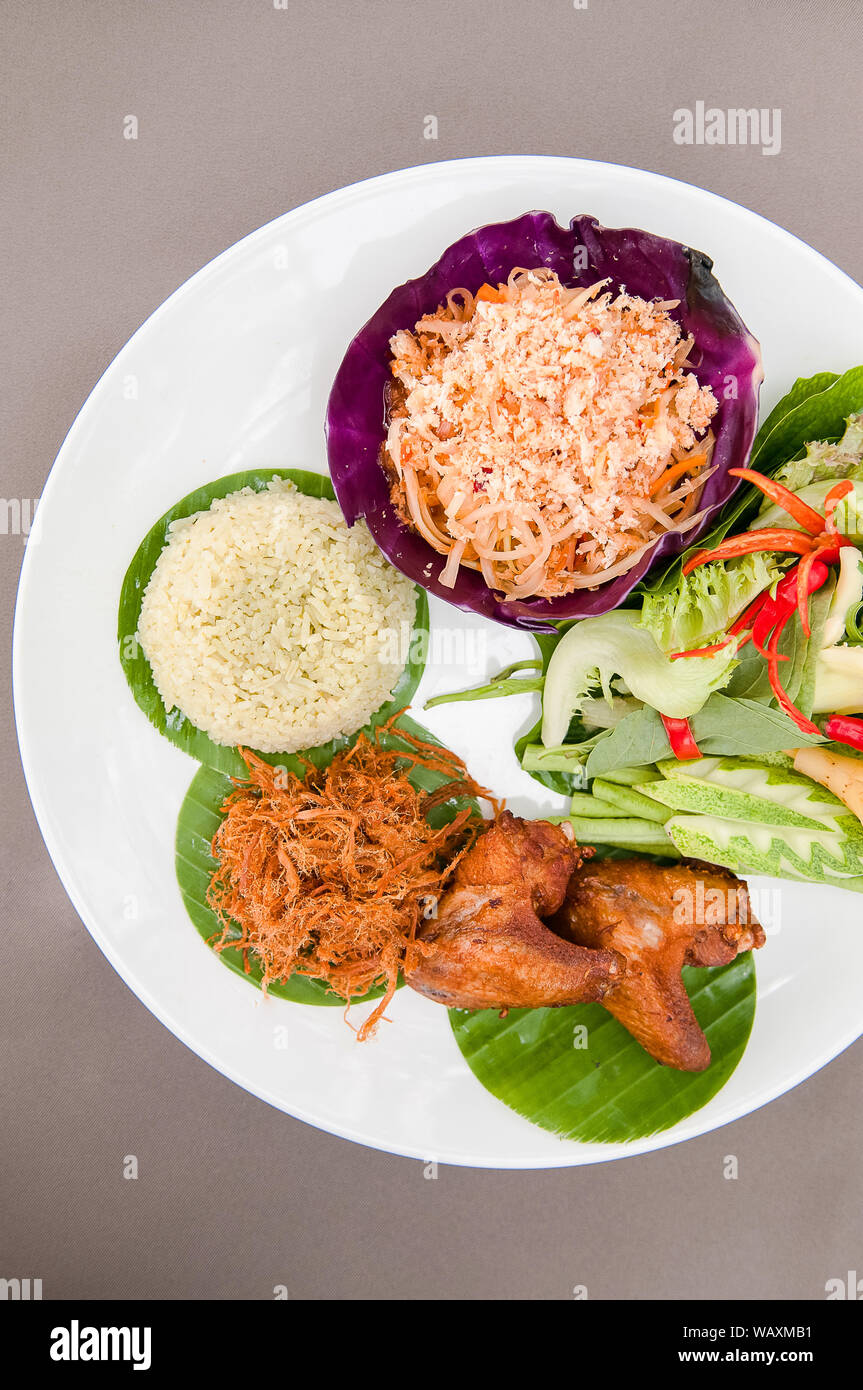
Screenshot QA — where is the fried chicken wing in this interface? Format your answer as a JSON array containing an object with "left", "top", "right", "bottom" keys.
[
  {"left": 551, "top": 858, "right": 765, "bottom": 1071},
  {"left": 404, "top": 812, "right": 623, "bottom": 1009},
  {"left": 405, "top": 812, "right": 764, "bottom": 1073}
]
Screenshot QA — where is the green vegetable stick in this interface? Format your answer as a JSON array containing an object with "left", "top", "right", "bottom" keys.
[
  {"left": 566, "top": 816, "right": 676, "bottom": 848},
  {"left": 592, "top": 778, "right": 671, "bottom": 824},
  {"left": 521, "top": 743, "right": 594, "bottom": 773},
  {"left": 597, "top": 766, "right": 660, "bottom": 786},
  {"left": 568, "top": 792, "right": 627, "bottom": 819}
]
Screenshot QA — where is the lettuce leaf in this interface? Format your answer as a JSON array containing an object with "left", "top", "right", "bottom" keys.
[
  {"left": 766, "top": 413, "right": 863, "bottom": 498},
  {"left": 540, "top": 611, "right": 738, "bottom": 745},
  {"left": 638, "top": 553, "right": 779, "bottom": 654}
]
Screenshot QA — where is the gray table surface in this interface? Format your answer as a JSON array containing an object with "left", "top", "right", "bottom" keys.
[{"left": 2, "top": 0, "right": 861, "bottom": 1301}]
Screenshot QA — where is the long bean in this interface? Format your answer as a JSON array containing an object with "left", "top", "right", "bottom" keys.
[
  {"left": 568, "top": 791, "right": 626, "bottom": 819},
  {"left": 592, "top": 778, "right": 670, "bottom": 824}
]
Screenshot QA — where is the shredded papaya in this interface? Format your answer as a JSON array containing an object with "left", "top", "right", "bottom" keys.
[{"left": 207, "top": 713, "right": 498, "bottom": 1040}]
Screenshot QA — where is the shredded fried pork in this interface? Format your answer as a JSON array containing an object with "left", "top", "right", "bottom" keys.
[{"left": 207, "top": 716, "right": 497, "bottom": 1039}]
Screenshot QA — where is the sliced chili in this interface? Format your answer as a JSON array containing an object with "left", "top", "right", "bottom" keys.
[
  {"left": 751, "top": 595, "right": 791, "bottom": 659},
  {"left": 661, "top": 714, "right": 703, "bottom": 760},
  {"left": 729, "top": 590, "right": 770, "bottom": 635},
  {"left": 670, "top": 639, "right": 732, "bottom": 659},
  {"left": 793, "top": 554, "right": 829, "bottom": 638},
  {"left": 728, "top": 468, "right": 827, "bottom": 534},
  {"left": 822, "top": 478, "right": 855, "bottom": 533},
  {"left": 682, "top": 529, "right": 816, "bottom": 575},
  {"left": 765, "top": 616, "right": 821, "bottom": 736},
  {"left": 825, "top": 715, "right": 863, "bottom": 750},
  {"left": 672, "top": 468, "right": 850, "bottom": 738}
]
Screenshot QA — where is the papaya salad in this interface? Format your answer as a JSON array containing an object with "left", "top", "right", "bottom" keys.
[
  {"left": 383, "top": 269, "right": 718, "bottom": 599},
  {"left": 327, "top": 211, "right": 762, "bottom": 627}
]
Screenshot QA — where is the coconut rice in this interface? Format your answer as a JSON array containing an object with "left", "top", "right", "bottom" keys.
[{"left": 137, "top": 479, "right": 417, "bottom": 753}]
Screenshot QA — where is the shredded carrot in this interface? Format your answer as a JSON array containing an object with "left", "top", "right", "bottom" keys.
[
  {"left": 206, "top": 713, "right": 498, "bottom": 1040},
  {"left": 648, "top": 449, "right": 709, "bottom": 498},
  {"left": 475, "top": 282, "right": 505, "bottom": 303}
]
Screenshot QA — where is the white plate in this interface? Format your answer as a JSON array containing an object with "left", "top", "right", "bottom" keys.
[{"left": 14, "top": 156, "right": 863, "bottom": 1168}]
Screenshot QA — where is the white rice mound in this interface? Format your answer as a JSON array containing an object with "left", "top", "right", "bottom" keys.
[{"left": 137, "top": 479, "right": 417, "bottom": 753}]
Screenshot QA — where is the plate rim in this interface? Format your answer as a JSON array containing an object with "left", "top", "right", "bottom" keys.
[{"left": 13, "top": 153, "right": 863, "bottom": 1168}]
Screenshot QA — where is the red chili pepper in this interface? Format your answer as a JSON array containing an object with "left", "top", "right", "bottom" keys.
[
  {"left": 682, "top": 528, "right": 817, "bottom": 575},
  {"left": 794, "top": 554, "right": 829, "bottom": 637},
  {"left": 661, "top": 714, "right": 703, "bottom": 760},
  {"left": 823, "top": 479, "right": 855, "bottom": 533},
  {"left": 729, "top": 590, "right": 770, "bottom": 635},
  {"left": 811, "top": 538, "right": 854, "bottom": 566},
  {"left": 670, "top": 639, "right": 732, "bottom": 659},
  {"left": 728, "top": 468, "right": 828, "bottom": 534},
  {"left": 751, "top": 594, "right": 791, "bottom": 659},
  {"left": 825, "top": 715, "right": 863, "bottom": 749},
  {"left": 673, "top": 468, "right": 849, "bottom": 737},
  {"left": 765, "top": 615, "right": 821, "bottom": 736}
]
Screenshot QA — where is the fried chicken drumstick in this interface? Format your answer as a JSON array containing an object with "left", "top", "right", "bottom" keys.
[{"left": 405, "top": 813, "right": 763, "bottom": 1071}]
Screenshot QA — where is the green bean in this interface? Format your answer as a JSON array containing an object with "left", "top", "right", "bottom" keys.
[{"left": 592, "top": 778, "right": 670, "bottom": 824}]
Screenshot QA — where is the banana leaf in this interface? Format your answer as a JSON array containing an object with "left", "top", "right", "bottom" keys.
[
  {"left": 449, "top": 953, "right": 756, "bottom": 1143},
  {"left": 118, "top": 468, "right": 428, "bottom": 778},
  {"left": 175, "top": 713, "right": 479, "bottom": 1005}
]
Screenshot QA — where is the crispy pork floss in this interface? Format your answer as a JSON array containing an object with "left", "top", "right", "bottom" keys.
[
  {"left": 206, "top": 716, "right": 495, "bottom": 1040},
  {"left": 404, "top": 813, "right": 763, "bottom": 1071}
]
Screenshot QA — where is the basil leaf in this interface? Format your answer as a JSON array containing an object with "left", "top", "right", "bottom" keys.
[
  {"left": 749, "top": 365, "right": 863, "bottom": 475},
  {"left": 749, "top": 369, "right": 840, "bottom": 468},
  {"left": 690, "top": 695, "right": 824, "bottom": 755},
  {"left": 585, "top": 707, "right": 672, "bottom": 777}
]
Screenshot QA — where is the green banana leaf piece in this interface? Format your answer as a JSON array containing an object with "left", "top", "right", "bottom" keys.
[
  {"left": 175, "top": 713, "right": 478, "bottom": 1005},
  {"left": 118, "top": 467, "right": 429, "bottom": 777},
  {"left": 748, "top": 370, "right": 840, "bottom": 470},
  {"left": 450, "top": 954, "right": 756, "bottom": 1144},
  {"left": 749, "top": 365, "right": 863, "bottom": 475}
]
